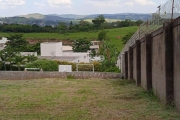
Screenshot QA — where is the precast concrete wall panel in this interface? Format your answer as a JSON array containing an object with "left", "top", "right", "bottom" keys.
[
  {"left": 152, "top": 33, "right": 166, "bottom": 103},
  {"left": 133, "top": 47, "right": 137, "bottom": 81},
  {"left": 140, "top": 41, "right": 147, "bottom": 90},
  {"left": 173, "top": 24, "right": 180, "bottom": 111}
]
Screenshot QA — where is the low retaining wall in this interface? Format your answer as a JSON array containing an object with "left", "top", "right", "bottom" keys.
[{"left": 0, "top": 71, "right": 122, "bottom": 80}]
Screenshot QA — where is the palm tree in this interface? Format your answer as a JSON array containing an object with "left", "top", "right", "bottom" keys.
[
  {"left": 0, "top": 50, "right": 8, "bottom": 71},
  {"left": 13, "top": 54, "right": 26, "bottom": 71},
  {"left": 26, "top": 54, "right": 37, "bottom": 63}
]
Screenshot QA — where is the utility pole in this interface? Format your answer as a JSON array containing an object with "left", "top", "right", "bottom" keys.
[
  {"left": 171, "top": 0, "right": 175, "bottom": 20},
  {"left": 157, "top": 5, "right": 161, "bottom": 25},
  {"left": 157, "top": 5, "right": 161, "bottom": 16}
]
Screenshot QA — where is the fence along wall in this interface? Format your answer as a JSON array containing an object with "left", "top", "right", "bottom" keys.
[{"left": 122, "top": 16, "right": 180, "bottom": 112}]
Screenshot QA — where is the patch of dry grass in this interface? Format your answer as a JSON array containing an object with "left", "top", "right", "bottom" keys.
[{"left": 0, "top": 78, "right": 179, "bottom": 120}]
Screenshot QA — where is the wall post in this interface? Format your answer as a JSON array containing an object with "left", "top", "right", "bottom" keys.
[
  {"left": 136, "top": 40, "right": 141, "bottom": 86},
  {"left": 121, "top": 53, "right": 125, "bottom": 78},
  {"left": 124, "top": 51, "right": 128, "bottom": 79},
  {"left": 145, "top": 34, "right": 152, "bottom": 90},
  {"left": 163, "top": 22, "right": 174, "bottom": 104},
  {"left": 128, "top": 47, "right": 133, "bottom": 79}
]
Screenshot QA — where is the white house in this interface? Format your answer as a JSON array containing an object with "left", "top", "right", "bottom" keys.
[
  {"left": 40, "top": 42, "right": 90, "bottom": 63},
  {"left": 41, "top": 42, "right": 62, "bottom": 56},
  {"left": 62, "top": 46, "right": 73, "bottom": 53},
  {"left": 90, "top": 41, "right": 100, "bottom": 53},
  {"left": 0, "top": 37, "right": 9, "bottom": 51}
]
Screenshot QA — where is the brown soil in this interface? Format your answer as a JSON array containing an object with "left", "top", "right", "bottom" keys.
[{"left": 27, "top": 39, "right": 74, "bottom": 45}]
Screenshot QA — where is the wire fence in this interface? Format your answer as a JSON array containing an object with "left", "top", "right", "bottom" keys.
[{"left": 120, "top": 0, "right": 179, "bottom": 54}]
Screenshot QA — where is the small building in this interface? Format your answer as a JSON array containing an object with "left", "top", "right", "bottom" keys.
[
  {"left": 90, "top": 41, "right": 100, "bottom": 53},
  {"left": 0, "top": 37, "right": 9, "bottom": 51},
  {"left": 41, "top": 42, "right": 62, "bottom": 56}
]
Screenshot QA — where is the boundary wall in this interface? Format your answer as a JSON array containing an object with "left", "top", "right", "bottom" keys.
[
  {"left": 0, "top": 71, "right": 122, "bottom": 80},
  {"left": 121, "top": 16, "right": 180, "bottom": 112}
]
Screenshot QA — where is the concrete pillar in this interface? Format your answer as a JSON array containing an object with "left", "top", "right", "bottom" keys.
[
  {"left": 128, "top": 47, "right": 133, "bottom": 80},
  {"left": 136, "top": 40, "right": 141, "bottom": 86},
  {"left": 163, "top": 22, "right": 174, "bottom": 104},
  {"left": 121, "top": 53, "right": 125, "bottom": 78},
  {"left": 124, "top": 51, "right": 128, "bottom": 79},
  {"left": 145, "top": 34, "right": 152, "bottom": 90}
]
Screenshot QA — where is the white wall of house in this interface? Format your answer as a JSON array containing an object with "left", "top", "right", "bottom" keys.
[
  {"left": 20, "top": 52, "right": 37, "bottom": 56},
  {"left": 41, "top": 42, "right": 62, "bottom": 56},
  {"left": 63, "top": 52, "right": 90, "bottom": 63},
  {"left": 90, "top": 56, "right": 103, "bottom": 62},
  {"left": 0, "top": 37, "right": 9, "bottom": 51}
]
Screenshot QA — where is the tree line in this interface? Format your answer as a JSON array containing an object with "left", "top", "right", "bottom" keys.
[{"left": 0, "top": 15, "right": 143, "bottom": 33}]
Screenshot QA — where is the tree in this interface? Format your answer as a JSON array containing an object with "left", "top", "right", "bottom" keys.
[
  {"left": 26, "top": 54, "right": 37, "bottom": 63},
  {"left": 135, "top": 20, "right": 143, "bottom": 26},
  {"left": 72, "top": 39, "right": 91, "bottom": 52},
  {"left": 0, "top": 47, "right": 16, "bottom": 71},
  {"left": 98, "top": 40, "right": 119, "bottom": 72},
  {"left": 121, "top": 32, "right": 134, "bottom": 44},
  {"left": 6, "top": 34, "right": 29, "bottom": 52},
  {"left": 58, "top": 22, "right": 67, "bottom": 31},
  {"left": 92, "top": 15, "right": 105, "bottom": 29},
  {"left": 69, "top": 21, "right": 73, "bottom": 30},
  {"left": 13, "top": 54, "right": 26, "bottom": 71},
  {"left": 98, "top": 31, "right": 107, "bottom": 41}
]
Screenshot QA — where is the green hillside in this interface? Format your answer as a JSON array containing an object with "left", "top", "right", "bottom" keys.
[{"left": 0, "top": 26, "right": 138, "bottom": 52}]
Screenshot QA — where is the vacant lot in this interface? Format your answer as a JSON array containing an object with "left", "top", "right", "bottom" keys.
[{"left": 0, "top": 78, "right": 179, "bottom": 120}]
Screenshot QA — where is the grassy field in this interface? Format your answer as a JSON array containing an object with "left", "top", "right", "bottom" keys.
[
  {"left": 0, "top": 78, "right": 179, "bottom": 120},
  {"left": 0, "top": 26, "right": 138, "bottom": 51}
]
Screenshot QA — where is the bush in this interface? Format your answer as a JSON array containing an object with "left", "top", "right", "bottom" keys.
[
  {"left": 98, "top": 31, "right": 107, "bottom": 41},
  {"left": 26, "top": 59, "right": 58, "bottom": 71},
  {"left": 104, "top": 66, "right": 120, "bottom": 73},
  {"left": 56, "top": 61, "right": 102, "bottom": 72}
]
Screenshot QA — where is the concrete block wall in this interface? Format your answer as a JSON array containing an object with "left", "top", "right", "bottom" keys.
[
  {"left": 0, "top": 71, "right": 122, "bottom": 80},
  {"left": 123, "top": 16, "right": 180, "bottom": 111}
]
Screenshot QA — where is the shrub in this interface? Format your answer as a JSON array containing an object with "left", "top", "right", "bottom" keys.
[
  {"left": 67, "top": 75, "right": 75, "bottom": 79},
  {"left": 104, "top": 66, "right": 120, "bottom": 73},
  {"left": 26, "top": 59, "right": 58, "bottom": 71},
  {"left": 98, "top": 31, "right": 107, "bottom": 41},
  {"left": 56, "top": 61, "right": 102, "bottom": 72}
]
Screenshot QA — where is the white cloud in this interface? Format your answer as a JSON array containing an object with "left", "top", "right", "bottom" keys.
[
  {"left": 87, "top": 0, "right": 121, "bottom": 7},
  {"left": 47, "top": 0, "right": 72, "bottom": 8},
  {"left": 125, "top": 2, "right": 134, "bottom": 6},
  {"left": 135, "top": 0, "right": 156, "bottom": 6},
  {"left": 0, "top": 0, "right": 25, "bottom": 9},
  {"left": 34, "top": 2, "right": 46, "bottom": 8}
]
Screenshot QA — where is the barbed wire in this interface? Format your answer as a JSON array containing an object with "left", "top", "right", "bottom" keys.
[{"left": 120, "top": 0, "right": 178, "bottom": 54}]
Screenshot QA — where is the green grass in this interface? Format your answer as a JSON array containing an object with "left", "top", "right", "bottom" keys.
[
  {"left": 0, "top": 78, "right": 179, "bottom": 120},
  {"left": 0, "top": 26, "right": 138, "bottom": 51}
]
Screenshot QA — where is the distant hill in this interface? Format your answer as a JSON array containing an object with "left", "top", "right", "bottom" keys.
[{"left": 0, "top": 13, "right": 152, "bottom": 26}]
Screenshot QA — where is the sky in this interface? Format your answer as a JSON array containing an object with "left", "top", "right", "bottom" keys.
[{"left": 0, "top": 0, "right": 166, "bottom": 17}]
